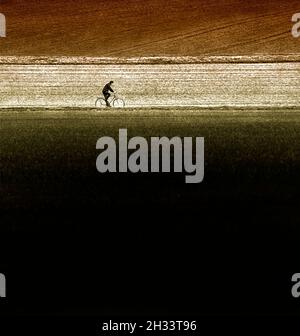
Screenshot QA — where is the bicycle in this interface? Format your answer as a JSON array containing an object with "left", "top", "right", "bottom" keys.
[{"left": 95, "top": 93, "right": 125, "bottom": 108}]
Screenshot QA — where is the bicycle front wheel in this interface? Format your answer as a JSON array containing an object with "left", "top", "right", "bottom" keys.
[
  {"left": 113, "top": 98, "right": 125, "bottom": 108},
  {"left": 95, "top": 98, "right": 107, "bottom": 108}
]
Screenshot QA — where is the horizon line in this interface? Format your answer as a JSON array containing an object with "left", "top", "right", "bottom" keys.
[{"left": 1, "top": 55, "right": 300, "bottom": 65}]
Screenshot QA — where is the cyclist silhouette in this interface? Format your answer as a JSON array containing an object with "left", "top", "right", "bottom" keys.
[{"left": 102, "top": 81, "right": 114, "bottom": 107}]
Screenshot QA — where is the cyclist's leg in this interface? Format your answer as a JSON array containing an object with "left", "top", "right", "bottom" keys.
[
  {"left": 105, "top": 93, "right": 111, "bottom": 107},
  {"left": 103, "top": 92, "right": 111, "bottom": 106}
]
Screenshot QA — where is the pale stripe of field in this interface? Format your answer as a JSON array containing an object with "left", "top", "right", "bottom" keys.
[{"left": 0, "top": 61, "right": 300, "bottom": 108}]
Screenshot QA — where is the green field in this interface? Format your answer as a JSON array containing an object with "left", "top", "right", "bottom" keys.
[
  {"left": 1, "top": 107, "right": 299, "bottom": 234},
  {"left": 1, "top": 107, "right": 300, "bottom": 315}
]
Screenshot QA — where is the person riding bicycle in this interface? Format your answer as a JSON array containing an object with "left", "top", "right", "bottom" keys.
[{"left": 102, "top": 81, "right": 114, "bottom": 107}]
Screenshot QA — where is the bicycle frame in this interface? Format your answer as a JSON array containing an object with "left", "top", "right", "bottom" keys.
[
  {"left": 111, "top": 93, "right": 120, "bottom": 100},
  {"left": 104, "top": 93, "right": 117, "bottom": 103}
]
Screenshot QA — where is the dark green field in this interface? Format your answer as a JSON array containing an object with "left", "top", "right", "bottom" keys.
[
  {"left": 1, "top": 107, "right": 299, "bottom": 234},
  {"left": 1, "top": 107, "right": 300, "bottom": 315},
  {"left": 1, "top": 107, "right": 299, "bottom": 225}
]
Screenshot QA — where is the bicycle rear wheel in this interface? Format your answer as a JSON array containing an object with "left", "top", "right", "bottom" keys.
[
  {"left": 95, "top": 98, "right": 107, "bottom": 108},
  {"left": 113, "top": 98, "right": 125, "bottom": 108}
]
